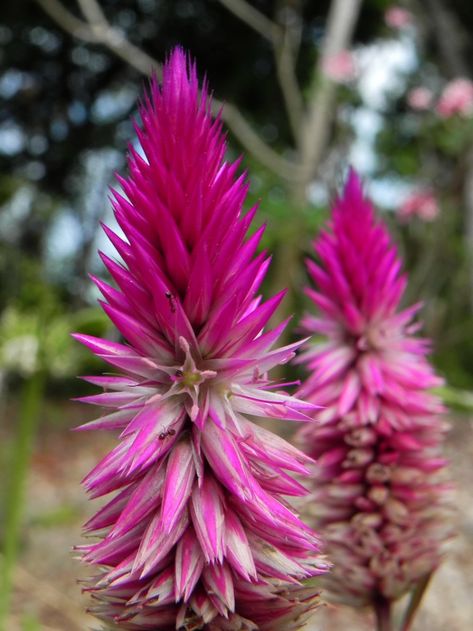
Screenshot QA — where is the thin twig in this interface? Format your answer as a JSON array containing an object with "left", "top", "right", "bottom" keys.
[
  {"left": 299, "top": 0, "right": 362, "bottom": 193},
  {"left": 36, "top": 0, "right": 301, "bottom": 179},
  {"left": 221, "top": 103, "right": 302, "bottom": 180},
  {"left": 272, "top": 3, "right": 304, "bottom": 146},
  {"left": 424, "top": 0, "right": 469, "bottom": 77},
  {"left": 217, "top": 0, "right": 304, "bottom": 145},
  {"left": 35, "top": 0, "right": 97, "bottom": 42},
  {"left": 266, "top": 0, "right": 362, "bottom": 345},
  {"left": 77, "top": 0, "right": 108, "bottom": 26},
  {"left": 37, "top": 0, "right": 161, "bottom": 76}
]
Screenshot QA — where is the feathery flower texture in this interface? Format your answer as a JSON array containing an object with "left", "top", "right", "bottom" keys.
[
  {"left": 74, "top": 49, "right": 326, "bottom": 630},
  {"left": 297, "top": 171, "right": 451, "bottom": 607}
]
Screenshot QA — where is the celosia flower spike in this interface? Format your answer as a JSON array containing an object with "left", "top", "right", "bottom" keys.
[
  {"left": 297, "top": 170, "right": 452, "bottom": 616},
  {"left": 74, "top": 48, "right": 327, "bottom": 630}
]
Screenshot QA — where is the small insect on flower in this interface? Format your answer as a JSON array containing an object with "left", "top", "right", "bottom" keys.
[
  {"left": 73, "top": 47, "right": 327, "bottom": 630},
  {"left": 158, "top": 427, "right": 176, "bottom": 440},
  {"left": 296, "top": 169, "right": 453, "bottom": 619},
  {"left": 165, "top": 290, "right": 177, "bottom": 313}
]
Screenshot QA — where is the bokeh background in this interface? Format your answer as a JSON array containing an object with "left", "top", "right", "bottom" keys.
[{"left": 1, "top": 0, "right": 473, "bottom": 629}]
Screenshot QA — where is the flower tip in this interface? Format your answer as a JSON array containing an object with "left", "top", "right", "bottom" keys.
[
  {"left": 344, "top": 166, "right": 363, "bottom": 199},
  {"left": 167, "top": 44, "right": 187, "bottom": 66},
  {"left": 70, "top": 423, "right": 85, "bottom": 433},
  {"left": 179, "top": 335, "right": 190, "bottom": 353},
  {"left": 164, "top": 46, "right": 199, "bottom": 95},
  {"left": 71, "top": 332, "right": 98, "bottom": 351}
]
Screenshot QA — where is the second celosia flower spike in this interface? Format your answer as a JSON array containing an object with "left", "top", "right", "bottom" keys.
[
  {"left": 73, "top": 48, "right": 327, "bottom": 630},
  {"left": 297, "top": 170, "right": 452, "bottom": 629}
]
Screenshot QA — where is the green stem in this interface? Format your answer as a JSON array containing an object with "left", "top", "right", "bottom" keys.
[
  {"left": 374, "top": 596, "right": 393, "bottom": 631},
  {"left": 399, "top": 573, "right": 433, "bottom": 631},
  {"left": 0, "top": 371, "right": 44, "bottom": 630}
]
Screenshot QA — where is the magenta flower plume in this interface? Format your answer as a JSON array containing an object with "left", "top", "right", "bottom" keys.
[
  {"left": 296, "top": 171, "right": 452, "bottom": 609},
  {"left": 74, "top": 48, "right": 326, "bottom": 630}
]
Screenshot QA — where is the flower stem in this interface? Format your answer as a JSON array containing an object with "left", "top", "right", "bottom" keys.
[
  {"left": 0, "top": 371, "right": 44, "bottom": 630},
  {"left": 374, "top": 595, "right": 393, "bottom": 631},
  {"left": 400, "top": 573, "right": 433, "bottom": 631}
]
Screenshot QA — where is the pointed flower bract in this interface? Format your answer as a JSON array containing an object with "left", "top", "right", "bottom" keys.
[
  {"left": 75, "top": 48, "right": 327, "bottom": 630},
  {"left": 297, "top": 170, "right": 452, "bottom": 607}
]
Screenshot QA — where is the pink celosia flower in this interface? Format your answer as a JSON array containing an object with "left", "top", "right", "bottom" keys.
[
  {"left": 398, "top": 190, "right": 440, "bottom": 222},
  {"left": 73, "top": 48, "right": 327, "bottom": 630},
  {"left": 321, "top": 50, "right": 358, "bottom": 84},
  {"left": 436, "top": 77, "right": 473, "bottom": 118},
  {"left": 385, "top": 6, "right": 413, "bottom": 29},
  {"left": 407, "top": 86, "right": 433, "bottom": 111},
  {"left": 296, "top": 171, "right": 452, "bottom": 612}
]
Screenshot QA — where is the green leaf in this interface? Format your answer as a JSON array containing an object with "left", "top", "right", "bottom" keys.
[
  {"left": 435, "top": 385, "right": 473, "bottom": 412},
  {"left": 0, "top": 371, "right": 45, "bottom": 627}
]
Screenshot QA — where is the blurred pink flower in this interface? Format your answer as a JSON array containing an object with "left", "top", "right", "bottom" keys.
[
  {"left": 73, "top": 48, "right": 327, "bottom": 630},
  {"left": 296, "top": 171, "right": 452, "bottom": 610},
  {"left": 407, "top": 86, "right": 433, "bottom": 111},
  {"left": 436, "top": 78, "right": 473, "bottom": 118},
  {"left": 385, "top": 6, "right": 413, "bottom": 29},
  {"left": 398, "top": 190, "right": 440, "bottom": 222},
  {"left": 322, "top": 50, "right": 358, "bottom": 84}
]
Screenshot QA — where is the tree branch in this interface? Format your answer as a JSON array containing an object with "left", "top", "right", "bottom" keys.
[
  {"left": 424, "top": 0, "right": 469, "bottom": 78},
  {"left": 77, "top": 0, "right": 108, "bottom": 27},
  {"left": 35, "top": 0, "right": 302, "bottom": 179},
  {"left": 35, "top": 0, "right": 97, "bottom": 42},
  {"left": 37, "top": 0, "right": 161, "bottom": 76},
  {"left": 221, "top": 103, "right": 302, "bottom": 180},
  {"left": 273, "top": 2, "right": 304, "bottom": 147},
  {"left": 265, "top": 0, "right": 362, "bottom": 341},
  {"left": 217, "top": 0, "right": 304, "bottom": 147},
  {"left": 298, "top": 0, "right": 362, "bottom": 196}
]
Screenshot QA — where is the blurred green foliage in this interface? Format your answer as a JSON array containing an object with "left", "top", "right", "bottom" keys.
[{"left": 377, "top": 82, "right": 473, "bottom": 387}]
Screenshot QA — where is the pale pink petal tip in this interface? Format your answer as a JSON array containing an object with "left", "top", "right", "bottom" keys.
[
  {"left": 74, "top": 47, "right": 325, "bottom": 629},
  {"left": 436, "top": 77, "right": 473, "bottom": 118},
  {"left": 398, "top": 190, "right": 440, "bottom": 222},
  {"left": 407, "top": 86, "right": 433, "bottom": 111},
  {"left": 321, "top": 50, "right": 358, "bottom": 84},
  {"left": 385, "top": 6, "right": 413, "bottom": 29},
  {"left": 297, "top": 167, "right": 453, "bottom": 607}
]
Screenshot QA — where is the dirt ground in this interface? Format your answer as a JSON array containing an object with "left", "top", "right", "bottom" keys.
[{"left": 5, "top": 401, "right": 473, "bottom": 631}]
